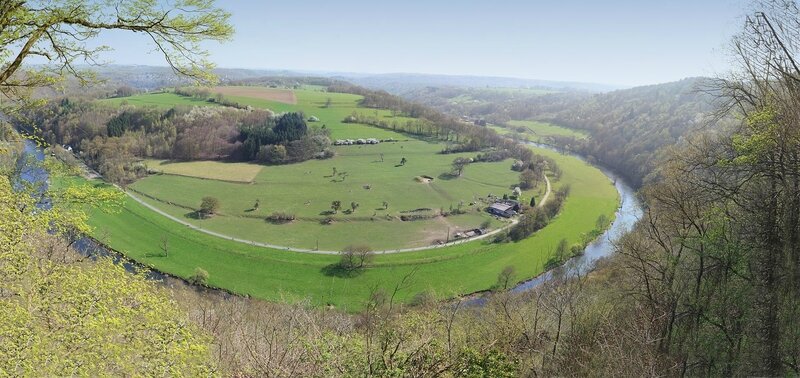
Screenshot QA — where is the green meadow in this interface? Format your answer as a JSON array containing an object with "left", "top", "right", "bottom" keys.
[
  {"left": 82, "top": 87, "right": 619, "bottom": 310},
  {"left": 101, "top": 92, "right": 222, "bottom": 108},
  {"left": 132, "top": 139, "right": 530, "bottom": 251},
  {"left": 84, "top": 145, "right": 618, "bottom": 310},
  {"left": 494, "top": 120, "right": 589, "bottom": 143},
  {"left": 101, "top": 88, "right": 416, "bottom": 141}
]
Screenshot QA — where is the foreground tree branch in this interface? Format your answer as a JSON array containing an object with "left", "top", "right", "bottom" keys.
[{"left": 0, "top": 0, "right": 233, "bottom": 112}]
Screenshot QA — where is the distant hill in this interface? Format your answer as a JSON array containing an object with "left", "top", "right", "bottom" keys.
[
  {"left": 398, "top": 77, "right": 722, "bottom": 188},
  {"left": 333, "top": 72, "right": 624, "bottom": 94},
  {"left": 79, "top": 65, "right": 622, "bottom": 94},
  {"left": 530, "top": 77, "right": 722, "bottom": 188}
]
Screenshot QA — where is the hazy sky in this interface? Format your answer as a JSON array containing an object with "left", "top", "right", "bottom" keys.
[{"left": 91, "top": 0, "right": 748, "bottom": 87}]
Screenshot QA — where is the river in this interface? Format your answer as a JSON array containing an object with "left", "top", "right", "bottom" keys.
[{"left": 20, "top": 140, "right": 642, "bottom": 303}]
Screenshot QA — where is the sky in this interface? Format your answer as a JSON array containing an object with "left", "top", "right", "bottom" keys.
[{"left": 91, "top": 0, "right": 749, "bottom": 87}]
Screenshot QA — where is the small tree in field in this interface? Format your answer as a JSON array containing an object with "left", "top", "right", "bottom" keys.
[
  {"left": 189, "top": 267, "right": 209, "bottom": 285},
  {"left": 350, "top": 201, "right": 359, "bottom": 213},
  {"left": 339, "top": 245, "right": 374, "bottom": 271},
  {"left": 159, "top": 235, "right": 169, "bottom": 257},
  {"left": 382, "top": 201, "right": 389, "bottom": 210},
  {"left": 199, "top": 196, "right": 220, "bottom": 218},
  {"left": 496, "top": 265, "right": 516, "bottom": 290},
  {"left": 400, "top": 157, "right": 407, "bottom": 166},
  {"left": 451, "top": 157, "right": 471, "bottom": 176},
  {"left": 555, "top": 238, "right": 570, "bottom": 262},
  {"left": 331, "top": 200, "right": 342, "bottom": 214}
]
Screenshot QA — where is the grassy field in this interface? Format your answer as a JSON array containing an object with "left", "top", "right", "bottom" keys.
[
  {"left": 101, "top": 92, "right": 221, "bottom": 108},
  {"left": 449, "top": 88, "right": 557, "bottom": 105},
  {"left": 218, "top": 89, "right": 419, "bottom": 141},
  {"left": 132, "top": 140, "right": 538, "bottom": 250},
  {"left": 211, "top": 86, "right": 296, "bottom": 104},
  {"left": 495, "top": 120, "right": 589, "bottom": 143},
  {"left": 100, "top": 89, "right": 416, "bottom": 141},
  {"left": 84, "top": 87, "right": 618, "bottom": 310},
  {"left": 116, "top": 87, "right": 542, "bottom": 250},
  {"left": 142, "top": 159, "right": 264, "bottom": 183},
  {"left": 84, "top": 145, "right": 619, "bottom": 311}
]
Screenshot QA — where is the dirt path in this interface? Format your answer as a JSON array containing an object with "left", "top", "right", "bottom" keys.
[{"left": 537, "top": 173, "right": 552, "bottom": 208}]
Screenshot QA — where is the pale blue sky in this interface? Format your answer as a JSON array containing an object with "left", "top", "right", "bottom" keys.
[{"left": 91, "top": 0, "right": 748, "bottom": 87}]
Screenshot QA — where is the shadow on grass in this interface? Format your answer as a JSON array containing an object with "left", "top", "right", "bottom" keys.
[
  {"left": 438, "top": 172, "right": 459, "bottom": 180},
  {"left": 321, "top": 263, "right": 364, "bottom": 278},
  {"left": 184, "top": 211, "right": 202, "bottom": 219}
]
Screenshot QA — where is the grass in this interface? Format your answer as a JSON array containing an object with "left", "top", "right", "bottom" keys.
[
  {"left": 131, "top": 140, "right": 537, "bottom": 250},
  {"left": 498, "top": 120, "right": 589, "bottom": 142},
  {"left": 99, "top": 88, "right": 417, "bottom": 141},
  {"left": 84, "top": 87, "right": 618, "bottom": 311},
  {"left": 142, "top": 159, "right": 263, "bottom": 183},
  {"left": 449, "top": 88, "right": 557, "bottom": 105},
  {"left": 116, "top": 87, "right": 541, "bottom": 250},
  {"left": 100, "top": 92, "right": 222, "bottom": 108},
  {"left": 83, "top": 145, "right": 619, "bottom": 311},
  {"left": 219, "top": 89, "right": 419, "bottom": 140}
]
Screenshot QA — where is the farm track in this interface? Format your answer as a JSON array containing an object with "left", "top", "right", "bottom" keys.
[{"left": 537, "top": 174, "right": 551, "bottom": 208}]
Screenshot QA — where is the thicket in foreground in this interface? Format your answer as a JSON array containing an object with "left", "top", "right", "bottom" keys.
[{"left": 0, "top": 152, "right": 216, "bottom": 375}]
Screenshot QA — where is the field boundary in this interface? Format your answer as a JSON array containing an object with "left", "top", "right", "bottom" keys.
[{"left": 151, "top": 171, "right": 256, "bottom": 184}]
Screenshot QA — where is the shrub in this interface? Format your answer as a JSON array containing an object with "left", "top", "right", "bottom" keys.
[
  {"left": 266, "top": 212, "right": 295, "bottom": 224},
  {"left": 315, "top": 148, "right": 335, "bottom": 159},
  {"left": 189, "top": 267, "right": 209, "bottom": 285}
]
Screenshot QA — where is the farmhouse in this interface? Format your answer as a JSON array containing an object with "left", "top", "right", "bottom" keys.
[{"left": 488, "top": 200, "right": 520, "bottom": 218}]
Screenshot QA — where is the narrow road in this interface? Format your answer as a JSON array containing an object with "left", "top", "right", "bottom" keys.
[{"left": 537, "top": 173, "right": 551, "bottom": 208}]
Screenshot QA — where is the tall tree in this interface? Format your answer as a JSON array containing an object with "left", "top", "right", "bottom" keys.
[
  {"left": 0, "top": 0, "right": 233, "bottom": 121},
  {"left": 616, "top": 1, "right": 800, "bottom": 375}
]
